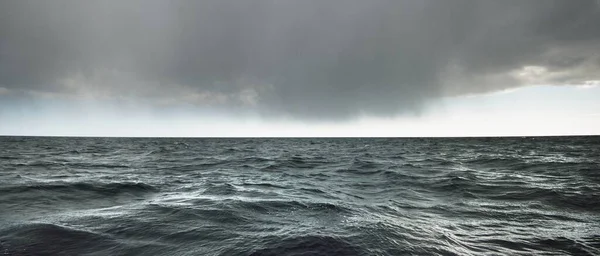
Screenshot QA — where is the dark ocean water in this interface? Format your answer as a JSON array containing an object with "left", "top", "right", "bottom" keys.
[{"left": 0, "top": 136, "right": 599, "bottom": 256}]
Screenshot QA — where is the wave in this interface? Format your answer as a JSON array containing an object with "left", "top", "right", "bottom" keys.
[
  {"left": 241, "top": 182, "right": 289, "bottom": 190},
  {"left": 10, "top": 161, "right": 131, "bottom": 169},
  {"left": 0, "top": 181, "right": 157, "bottom": 196},
  {"left": 236, "top": 200, "right": 349, "bottom": 215},
  {"left": 249, "top": 235, "right": 363, "bottom": 256},
  {"left": 202, "top": 183, "right": 238, "bottom": 195},
  {"left": 0, "top": 223, "right": 122, "bottom": 255},
  {"left": 144, "top": 203, "right": 252, "bottom": 226},
  {"left": 256, "top": 156, "right": 332, "bottom": 171},
  {"left": 335, "top": 168, "right": 382, "bottom": 175},
  {"left": 476, "top": 236, "right": 600, "bottom": 255},
  {"left": 0, "top": 223, "right": 174, "bottom": 256}
]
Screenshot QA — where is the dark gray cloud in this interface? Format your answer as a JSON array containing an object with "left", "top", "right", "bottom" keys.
[{"left": 1, "top": 0, "right": 599, "bottom": 119}]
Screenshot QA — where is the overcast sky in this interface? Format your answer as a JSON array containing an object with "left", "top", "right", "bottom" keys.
[{"left": 1, "top": 0, "right": 599, "bottom": 136}]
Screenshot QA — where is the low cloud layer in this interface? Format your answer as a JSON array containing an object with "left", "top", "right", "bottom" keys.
[{"left": 1, "top": 0, "right": 599, "bottom": 120}]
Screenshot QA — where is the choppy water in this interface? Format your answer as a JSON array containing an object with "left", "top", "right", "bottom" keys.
[{"left": 0, "top": 136, "right": 599, "bottom": 256}]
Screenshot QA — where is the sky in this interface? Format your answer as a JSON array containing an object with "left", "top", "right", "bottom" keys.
[{"left": 1, "top": 0, "right": 599, "bottom": 137}]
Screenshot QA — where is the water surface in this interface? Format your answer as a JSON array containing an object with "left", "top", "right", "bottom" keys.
[{"left": 1, "top": 137, "right": 599, "bottom": 255}]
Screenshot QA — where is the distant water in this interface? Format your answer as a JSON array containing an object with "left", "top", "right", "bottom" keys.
[{"left": 1, "top": 137, "right": 599, "bottom": 256}]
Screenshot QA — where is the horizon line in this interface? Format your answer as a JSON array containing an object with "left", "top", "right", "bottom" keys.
[{"left": 1, "top": 134, "right": 598, "bottom": 139}]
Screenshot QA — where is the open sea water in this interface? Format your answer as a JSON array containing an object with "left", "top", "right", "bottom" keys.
[{"left": 0, "top": 136, "right": 599, "bottom": 256}]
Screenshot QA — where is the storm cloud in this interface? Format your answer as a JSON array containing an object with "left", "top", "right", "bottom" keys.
[{"left": 1, "top": 0, "right": 599, "bottom": 119}]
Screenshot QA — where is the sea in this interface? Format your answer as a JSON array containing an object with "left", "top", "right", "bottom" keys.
[{"left": 0, "top": 136, "right": 599, "bottom": 256}]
